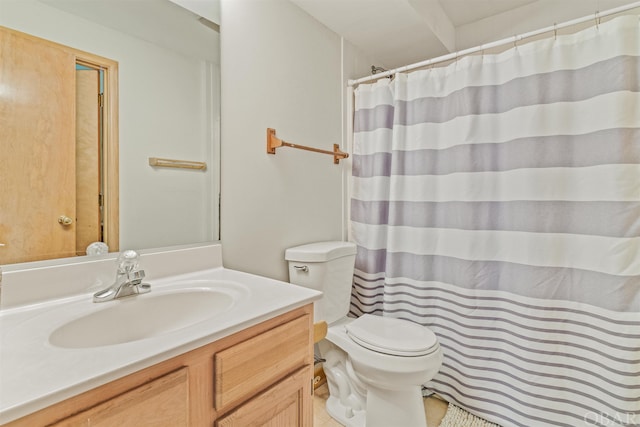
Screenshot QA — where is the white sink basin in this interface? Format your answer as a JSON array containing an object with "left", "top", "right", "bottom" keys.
[{"left": 49, "top": 281, "right": 248, "bottom": 348}]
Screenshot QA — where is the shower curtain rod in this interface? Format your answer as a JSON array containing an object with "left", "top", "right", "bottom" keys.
[{"left": 348, "top": 0, "right": 640, "bottom": 86}]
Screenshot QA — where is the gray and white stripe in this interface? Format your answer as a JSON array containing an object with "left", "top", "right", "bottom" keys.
[{"left": 350, "top": 15, "right": 640, "bottom": 427}]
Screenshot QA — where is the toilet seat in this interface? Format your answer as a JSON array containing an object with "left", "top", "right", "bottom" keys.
[{"left": 345, "top": 314, "right": 438, "bottom": 357}]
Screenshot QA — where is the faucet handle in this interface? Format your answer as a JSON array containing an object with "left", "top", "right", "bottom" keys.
[
  {"left": 128, "top": 269, "right": 146, "bottom": 284},
  {"left": 117, "top": 250, "right": 140, "bottom": 273}
]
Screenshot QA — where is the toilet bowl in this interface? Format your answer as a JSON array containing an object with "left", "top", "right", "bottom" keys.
[
  {"left": 285, "top": 241, "right": 443, "bottom": 427},
  {"left": 322, "top": 315, "right": 443, "bottom": 427}
]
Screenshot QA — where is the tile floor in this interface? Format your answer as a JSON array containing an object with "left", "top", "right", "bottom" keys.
[{"left": 313, "top": 383, "right": 449, "bottom": 427}]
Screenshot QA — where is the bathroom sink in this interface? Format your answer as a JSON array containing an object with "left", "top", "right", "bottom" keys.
[{"left": 49, "top": 283, "right": 245, "bottom": 348}]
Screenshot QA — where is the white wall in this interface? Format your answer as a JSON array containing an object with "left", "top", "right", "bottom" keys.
[
  {"left": 456, "top": 0, "right": 638, "bottom": 51},
  {"left": 0, "top": 0, "right": 218, "bottom": 252},
  {"left": 341, "top": 39, "right": 379, "bottom": 243},
  {"left": 220, "top": 0, "right": 372, "bottom": 280},
  {"left": 169, "top": 0, "right": 220, "bottom": 25}
]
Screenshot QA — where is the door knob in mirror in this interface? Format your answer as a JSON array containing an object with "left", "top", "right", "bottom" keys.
[{"left": 58, "top": 216, "right": 73, "bottom": 226}]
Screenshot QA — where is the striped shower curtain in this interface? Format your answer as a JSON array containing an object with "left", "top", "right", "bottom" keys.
[{"left": 350, "top": 15, "right": 640, "bottom": 427}]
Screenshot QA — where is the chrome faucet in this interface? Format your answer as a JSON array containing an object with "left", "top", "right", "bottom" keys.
[{"left": 93, "top": 250, "right": 151, "bottom": 303}]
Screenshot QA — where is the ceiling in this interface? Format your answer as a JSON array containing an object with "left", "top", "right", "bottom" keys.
[
  {"left": 290, "top": 0, "right": 637, "bottom": 70},
  {"left": 39, "top": 0, "right": 637, "bottom": 73},
  {"left": 438, "top": 0, "right": 536, "bottom": 26},
  {"left": 38, "top": 0, "right": 219, "bottom": 61}
]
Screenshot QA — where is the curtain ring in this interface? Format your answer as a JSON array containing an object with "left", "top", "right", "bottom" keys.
[
  {"left": 513, "top": 35, "right": 521, "bottom": 49},
  {"left": 553, "top": 23, "right": 557, "bottom": 40},
  {"left": 595, "top": 11, "right": 600, "bottom": 30}
]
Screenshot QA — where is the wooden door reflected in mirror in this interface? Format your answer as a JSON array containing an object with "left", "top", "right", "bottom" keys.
[{"left": 0, "top": 27, "right": 119, "bottom": 264}]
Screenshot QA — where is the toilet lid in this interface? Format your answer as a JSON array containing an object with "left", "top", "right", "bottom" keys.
[{"left": 345, "top": 314, "right": 438, "bottom": 357}]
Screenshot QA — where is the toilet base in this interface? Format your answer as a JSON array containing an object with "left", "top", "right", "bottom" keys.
[
  {"left": 365, "top": 384, "right": 426, "bottom": 427},
  {"left": 319, "top": 339, "right": 367, "bottom": 427},
  {"left": 323, "top": 384, "right": 427, "bottom": 427},
  {"left": 325, "top": 395, "right": 366, "bottom": 427}
]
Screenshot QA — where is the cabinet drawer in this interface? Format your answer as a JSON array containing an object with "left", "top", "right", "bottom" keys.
[{"left": 214, "top": 314, "right": 311, "bottom": 410}]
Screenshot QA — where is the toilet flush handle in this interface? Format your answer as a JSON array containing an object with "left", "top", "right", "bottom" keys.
[{"left": 293, "top": 265, "right": 309, "bottom": 273}]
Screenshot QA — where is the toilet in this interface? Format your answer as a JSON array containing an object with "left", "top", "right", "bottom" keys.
[{"left": 286, "top": 241, "right": 443, "bottom": 427}]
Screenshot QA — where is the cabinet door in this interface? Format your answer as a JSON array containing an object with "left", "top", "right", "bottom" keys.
[
  {"left": 215, "top": 367, "right": 312, "bottom": 427},
  {"left": 52, "top": 368, "right": 189, "bottom": 427}
]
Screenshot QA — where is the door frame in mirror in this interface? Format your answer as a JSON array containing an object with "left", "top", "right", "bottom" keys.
[{"left": 75, "top": 54, "right": 119, "bottom": 255}]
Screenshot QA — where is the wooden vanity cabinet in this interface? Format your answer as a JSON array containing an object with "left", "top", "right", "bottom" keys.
[{"left": 4, "top": 305, "right": 314, "bottom": 427}]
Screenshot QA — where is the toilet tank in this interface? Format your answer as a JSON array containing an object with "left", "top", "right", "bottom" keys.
[{"left": 285, "top": 241, "right": 357, "bottom": 324}]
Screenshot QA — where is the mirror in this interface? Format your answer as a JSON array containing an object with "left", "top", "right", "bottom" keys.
[{"left": 0, "top": 0, "right": 220, "bottom": 265}]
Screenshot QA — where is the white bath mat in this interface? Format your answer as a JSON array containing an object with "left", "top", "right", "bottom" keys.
[{"left": 438, "top": 403, "right": 501, "bottom": 427}]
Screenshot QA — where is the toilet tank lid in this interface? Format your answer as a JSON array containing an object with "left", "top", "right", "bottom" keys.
[{"left": 285, "top": 241, "right": 357, "bottom": 262}]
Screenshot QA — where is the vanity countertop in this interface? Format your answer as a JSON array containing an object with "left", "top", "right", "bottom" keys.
[{"left": 0, "top": 265, "right": 321, "bottom": 425}]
